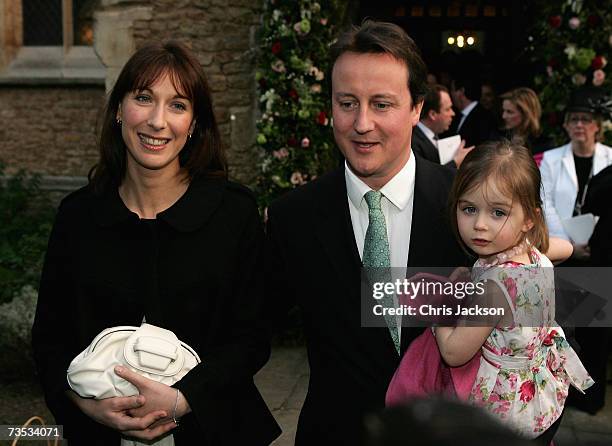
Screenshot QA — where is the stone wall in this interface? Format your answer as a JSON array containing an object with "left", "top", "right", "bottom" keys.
[{"left": 0, "top": 86, "right": 104, "bottom": 176}]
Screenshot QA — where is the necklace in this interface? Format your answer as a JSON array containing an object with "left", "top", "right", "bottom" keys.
[{"left": 476, "top": 241, "right": 530, "bottom": 267}]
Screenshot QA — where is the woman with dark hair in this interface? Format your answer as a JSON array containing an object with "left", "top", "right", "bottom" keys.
[{"left": 32, "top": 41, "right": 280, "bottom": 445}]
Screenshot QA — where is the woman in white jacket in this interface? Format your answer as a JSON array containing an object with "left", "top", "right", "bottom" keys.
[
  {"left": 540, "top": 86, "right": 612, "bottom": 261},
  {"left": 540, "top": 86, "right": 612, "bottom": 416}
]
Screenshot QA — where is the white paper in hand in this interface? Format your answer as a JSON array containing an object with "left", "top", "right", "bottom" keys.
[
  {"left": 561, "top": 213, "right": 597, "bottom": 244},
  {"left": 437, "top": 135, "right": 462, "bottom": 165}
]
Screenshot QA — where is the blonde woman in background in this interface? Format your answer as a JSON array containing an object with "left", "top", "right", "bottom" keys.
[{"left": 500, "top": 87, "right": 552, "bottom": 161}]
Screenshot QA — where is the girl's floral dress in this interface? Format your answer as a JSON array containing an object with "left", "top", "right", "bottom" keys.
[{"left": 469, "top": 248, "right": 594, "bottom": 438}]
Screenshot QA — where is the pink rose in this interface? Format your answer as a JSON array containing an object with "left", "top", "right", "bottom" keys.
[
  {"left": 500, "top": 346, "right": 512, "bottom": 355},
  {"left": 572, "top": 73, "right": 586, "bottom": 86},
  {"left": 542, "top": 329, "right": 558, "bottom": 346},
  {"left": 290, "top": 171, "right": 305, "bottom": 185},
  {"left": 593, "top": 69, "right": 606, "bottom": 87},
  {"left": 272, "top": 148, "right": 289, "bottom": 160},
  {"left": 271, "top": 59, "right": 286, "bottom": 73},
  {"left": 519, "top": 380, "right": 535, "bottom": 403},
  {"left": 301, "top": 137, "right": 310, "bottom": 148},
  {"left": 503, "top": 277, "right": 517, "bottom": 302},
  {"left": 569, "top": 17, "right": 580, "bottom": 29}
]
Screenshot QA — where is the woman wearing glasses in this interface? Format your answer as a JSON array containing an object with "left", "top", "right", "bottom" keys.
[
  {"left": 540, "top": 86, "right": 612, "bottom": 262},
  {"left": 539, "top": 86, "right": 612, "bottom": 416}
]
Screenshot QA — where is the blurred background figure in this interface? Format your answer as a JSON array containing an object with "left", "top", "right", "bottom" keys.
[
  {"left": 364, "top": 398, "right": 532, "bottom": 446},
  {"left": 412, "top": 84, "right": 472, "bottom": 167},
  {"left": 585, "top": 163, "right": 612, "bottom": 265},
  {"left": 445, "top": 73, "right": 498, "bottom": 147},
  {"left": 479, "top": 81, "right": 498, "bottom": 113},
  {"left": 500, "top": 87, "right": 553, "bottom": 159},
  {"left": 540, "top": 86, "right": 612, "bottom": 416},
  {"left": 540, "top": 86, "right": 612, "bottom": 253}
]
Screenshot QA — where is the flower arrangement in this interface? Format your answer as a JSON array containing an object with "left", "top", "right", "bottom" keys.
[
  {"left": 255, "top": 0, "right": 347, "bottom": 208},
  {"left": 530, "top": 1, "right": 611, "bottom": 146}
]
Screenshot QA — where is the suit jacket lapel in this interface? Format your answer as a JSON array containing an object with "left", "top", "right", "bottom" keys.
[
  {"left": 313, "top": 168, "right": 361, "bottom": 294},
  {"left": 314, "top": 168, "right": 401, "bottom": 359},
  {"left": 413, "top": 125, "right": 440, "bottom": 163},
  {"left": 408, "top": 158, "right": 439, "bottom": 267}
]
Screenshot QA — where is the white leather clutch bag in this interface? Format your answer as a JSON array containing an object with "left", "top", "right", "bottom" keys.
[{"left": 67, "top": 323, "right": 201, "bottom": 399}]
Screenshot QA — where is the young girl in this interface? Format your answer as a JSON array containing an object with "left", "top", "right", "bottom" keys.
[{"left": 436, "top": 141, "right": 593, "bottom": 443}]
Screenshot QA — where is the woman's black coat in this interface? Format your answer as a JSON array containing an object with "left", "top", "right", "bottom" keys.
[{"left": 32, "top": 176, "right": 280, "bottom": 445}]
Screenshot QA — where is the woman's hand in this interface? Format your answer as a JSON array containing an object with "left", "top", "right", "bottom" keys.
[
  {"left": 115, "top": 366, "right": 191, "bottom": 422},
  {"left": 65, "top": 390, "right": 175, "bottom": 441},
  {"left": 571, "top": 243, "right": 591, "bottom": 261},
  {"left": 453, "top": 140, "right": 475, "bottom": 168}
]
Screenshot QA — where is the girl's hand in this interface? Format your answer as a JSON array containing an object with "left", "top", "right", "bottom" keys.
[
  {"left": 115, "top": 366, "right": 191, "bottom": 423},
  {"left": 449, "top": 267, "right": 471, "bottom": 282},
  {"left": 65, "top": 390, "right": 173, "bottom": 441}
]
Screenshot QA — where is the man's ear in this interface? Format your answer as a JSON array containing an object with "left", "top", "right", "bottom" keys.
[
  {"left": 411, "top": 100, "right": 424, "bottom": 126},
  {"left": 428, "top": 109, "right": 438, "bottom": 121}
]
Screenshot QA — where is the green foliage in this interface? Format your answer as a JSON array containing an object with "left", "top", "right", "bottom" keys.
[
  {"left": 529, "top": 1, "right": 612, "bottom": 146},
  {"left": 0, "top": 162, "right": 54, "bottom": 304},
  {"left": 255, "top": 0, "right": 348, "bottom": 208},
  {"left": 0, "top": 284, "right": 37, "bottom": 358}
]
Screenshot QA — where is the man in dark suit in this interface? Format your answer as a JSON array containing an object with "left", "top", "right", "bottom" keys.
[
  {"left": 412, "top": 84, "right": 472, "bottom": 167},
  {"left": 266, "top": 21, "right": 467, "bottom": 445},
  {"left": 446, "top": 75, "right": 498, "bottom": 147}
]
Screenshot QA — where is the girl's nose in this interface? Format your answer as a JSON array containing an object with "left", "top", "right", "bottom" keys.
[{"left": 474, "top": 214, "right": 488, "bottom": 231}]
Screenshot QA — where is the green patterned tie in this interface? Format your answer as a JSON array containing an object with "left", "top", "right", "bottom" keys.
[{"left": 363, "top": 190, "right": 400, "bottom": 354}]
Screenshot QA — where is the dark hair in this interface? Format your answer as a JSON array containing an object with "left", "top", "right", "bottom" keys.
[
  {"left": 365, "top": 398, "right": 533, "bottom": 446},
  {"left": 453, "top": 73, "right": 481, "bottom": 101},
  {"left": 448, "top": 140, "right": 549, "bottom": 255},
  {"left": 89, "top": 40, "right": 227, "bottom": 192},
  {"left": 421, "top": 84, "right": 449, "bottom": 118},
  {"left": 330, "top": 20, "right": 428, "bottom": 108}
]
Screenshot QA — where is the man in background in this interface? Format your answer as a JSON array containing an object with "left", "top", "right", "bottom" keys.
[
  {"left": 446, "top": 75, "right": 498, "bottom": 147},
  {"left": 412, "top": 84, "right": 472, "bottom": 167}
]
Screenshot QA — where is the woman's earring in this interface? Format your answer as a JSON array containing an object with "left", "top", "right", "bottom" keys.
[
  {"left": 187, "top": 132, "right": 192, "bottom": 139},
  {"left": 116, "top": 117, "right": 122, "bottom": 125}
]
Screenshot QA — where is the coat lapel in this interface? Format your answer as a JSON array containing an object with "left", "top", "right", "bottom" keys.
[
  {"left": 562, "top": 144, "right": 579, "bottom": 189},
  {"left": 593, "top": 143, "right": 612, "bottom": 175},
  {"left": 313, "top": 168, "right": 361, "bottom": 293},
  {"left": 313, "top": 168, "right": 401, "bottom": 359},
  {"left": 408, "top": 158, "right": 440, "bottom": 267}
]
